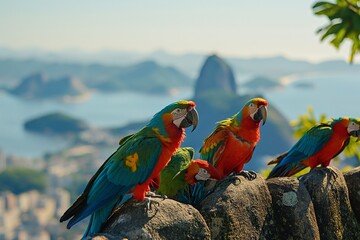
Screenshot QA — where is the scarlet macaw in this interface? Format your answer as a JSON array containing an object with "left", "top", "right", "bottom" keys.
[
  {"left": 267, "top": 117, "right": 360, "bottom": 178},
  {"left": 156, "top": 147, "right": 221, "bottom": 203},
  {"left": 199, "top": 98, "right": 268, "bottom": 179},
  {"left": 60, "top": 100, "right": 198, "bottom": 238}
]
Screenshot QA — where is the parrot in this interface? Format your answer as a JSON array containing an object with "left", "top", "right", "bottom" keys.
[
  {"left": 59, "top": 100, "right": 198, "bottom": 238},
  {"left": 156, "top": 147, "right": 221, "bottom": 202},
  {"left": 267, "top": 117, "right": 360, "bottom": 179},
  {"left": 199, "top": 97, "right": 268, "bottom": 179}
]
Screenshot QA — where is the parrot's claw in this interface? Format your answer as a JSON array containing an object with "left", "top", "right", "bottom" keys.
[
  {"left": 145, "top": 191, "right": 168, "bottom": 200},
  {"left": 222, "top": 174, "right": 242, "bottom": 186},
  {"left": 138, "top": 197, "right": 160, "bottom": 217},
  {"left": 236, "top": 170, "right": 257, "bottom": 181}
]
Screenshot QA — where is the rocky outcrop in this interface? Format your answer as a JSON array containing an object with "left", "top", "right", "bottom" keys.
[
  {"left": 301, "top": 167, "right": 360, "bottom": 240},
  {"left": 199, "top": 174, "right": 272, "bottom": 239},
  {"left": 344, "top": 166, "right": 360, "bottom": 222},
  {"left": 93, "top": 198, "right": 211, "bottom": 240},
  {"left": 266, "top": 177, "right": 320, "bottom": 239},
  {"left": 92, "top": 166, "right": 360, "bottom": 239}
]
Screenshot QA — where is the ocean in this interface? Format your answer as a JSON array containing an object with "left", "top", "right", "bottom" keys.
[{"left": 0, "top": 73, "right": 358, "bottom": 158}]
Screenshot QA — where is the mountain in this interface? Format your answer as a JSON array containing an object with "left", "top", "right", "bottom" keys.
[
  {"left": 10, "top": 73, "right": 88, "bottom": 100},
  {"left": 0, "top": 59, "right": 192, "bottom": 94},
  {"left": 194, "top": 54, "right": 237, "bottom": 96},
  {"left": 183, "top": 55, "right": 294, "bottom": 171},
  {"left": 1, "top": 48, "right": 360, "bottom": 86}
]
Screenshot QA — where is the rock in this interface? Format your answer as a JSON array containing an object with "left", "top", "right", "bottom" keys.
[
  {"left": 96, "top": 198, "right": 211, "bottom": 240},
  {"left": 301, "top": 166, "right": 360, "bottom": 240},
  {"left": 344, "top": 166, "right": 360, "bottom": 222},
  {"left": 266, "top": 177, "right": 320, "bottom": 240},
  {"left": 199, "top": 174, "right": 272, "bottom": 239}
]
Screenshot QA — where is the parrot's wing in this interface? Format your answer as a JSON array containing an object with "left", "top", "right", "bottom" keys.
[
  {"left": 268, "top": 124, "right": 333, "bottom": 178},
  {"left": 200, "top": 129, "right": 227, "bottom": 167},
  {"left": 62, "top": 134, "right": 162, "bottom": 228},
  {"left": 157, "top": 147, "right": 193, "bottom": 196}
]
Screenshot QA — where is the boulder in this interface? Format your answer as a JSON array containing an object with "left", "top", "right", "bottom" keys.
[
  {"left": 199, "top": 174, "right": 272, "bottom": 239},
  {"left": 301, "top": 166, "right": 360, "bottom": 240},
  {"left": 344, "top": 166, "right": 360, "bottom": 222},
  {"left": 94, "top": 198, "right": 211, "bottom": 240},
  {"left": 266, "top": 177, "right": 320, "bottom": 240}
]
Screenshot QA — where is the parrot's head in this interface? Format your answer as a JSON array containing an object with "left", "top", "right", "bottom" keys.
[
  {"left": 347, "top": 118, "right": 360, "bottom": 142},
  {"left": 184, "top": 159, "right": 221, "bottom": 184},
  {"left": 155, "top": 100, "right": 198, "bottom": 131},
  {"left": 332, "top": 117, "right": 360, "bottom": 142},
  {"left": 241, "top": 98, "right": 268, "bottom": 125}
]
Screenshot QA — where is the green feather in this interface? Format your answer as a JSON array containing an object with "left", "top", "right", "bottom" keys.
[{"left": 157, "top": 147, "right": 194, "bottom": 197}]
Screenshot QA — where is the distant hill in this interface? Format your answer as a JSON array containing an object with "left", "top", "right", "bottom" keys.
[
  {"left": 1, "top": 48, "right": 359, "bottom": 84},
  {"left": 0, "top": 58, "right": 192, "bottom": 94},
  {"left": 24, "top": 112, "right": 89, "bottom": 136},
  {"left": 10, "top": 73, "right": 88, "bottom": 100}
]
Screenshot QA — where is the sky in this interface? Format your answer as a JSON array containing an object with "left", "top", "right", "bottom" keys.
[{"left": 0, "top": 0, "right": 358, "bottom": 63}]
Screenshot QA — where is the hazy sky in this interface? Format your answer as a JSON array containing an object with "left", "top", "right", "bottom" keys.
[{"left": 1, "top": 0, "right": 358, "bottom": 62}]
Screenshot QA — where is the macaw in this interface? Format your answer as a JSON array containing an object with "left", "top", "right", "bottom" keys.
[
  {"left": 267, "top": 117, "right": 360, "bottom": 179},
  {"left": 156, "top": 147, "right": 221, "bottom": 201},
  {"left": 199, "top": 98, "right": 268, "bottom": 179},
  {"left": 60, "top": 100, "right": 198, "bottom": 238}
]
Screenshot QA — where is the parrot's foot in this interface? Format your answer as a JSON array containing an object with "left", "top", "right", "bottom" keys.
[
  {"left": 139, "top": 192, "right": 167, "bottom": 216},
  {"left": 137, "top": 197, "right": 160, "bottom": 217},
  {"left": 236, "top": 170, "right": 257, "bottom": 181},
  {"left": 145, "top": 191, "right": 168, "bottom": 200},
  {"left": 222, "top": 174, "right": 242, "bottom": 186}
]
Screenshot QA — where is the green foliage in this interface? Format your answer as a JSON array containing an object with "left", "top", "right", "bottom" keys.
[
  {"left": 0, "top": 167, "right": 47, "bottom": 194},
  {"left": 290, "top": 107, "right": 360, "bottom": 161},
  {"left": 313, "top": 0, "right": 360, "bottom": 63}
]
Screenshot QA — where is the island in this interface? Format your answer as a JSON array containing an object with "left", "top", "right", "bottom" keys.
[{"left": 24, "top": 112, "right": 89, "bottom": 136}]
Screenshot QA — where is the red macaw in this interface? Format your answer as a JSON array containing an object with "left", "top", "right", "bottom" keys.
[
  {"left": 199, "top": 98, "right": 268, "bottom": 179},
  {"left": 267, "top": 117, "right": 360, "bottom": 178},
  {"left": 60, "top": 100, "right": 198, "bottom": 238}
]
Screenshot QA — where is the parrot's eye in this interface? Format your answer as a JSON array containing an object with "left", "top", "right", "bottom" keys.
[
  {"left": 171, "top": 108, "right": 186, "bottom": 120},
  {"left": 249, "top": 103, "right": 254, "bottom": 108},
  {"left": 199, "top": 169, "right": 207, "bottom": 174}
]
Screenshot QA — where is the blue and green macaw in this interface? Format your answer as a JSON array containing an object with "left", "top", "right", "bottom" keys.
[
  {"left": 267, "top": 117, "right": 360, "bottom": 178},
  {"left": 60, "top": 100, "right": 198, "bottom": 238}
]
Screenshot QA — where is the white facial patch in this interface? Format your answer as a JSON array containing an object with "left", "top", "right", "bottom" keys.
[
  {"left": 195, "top": 168, "right": 211, "bottom": 181},
  {"left": 171, "top": 108, "right": 187, "bottom": 128},
  {"left": 347, "top": 122, "right": 360, "bottom": 133}
]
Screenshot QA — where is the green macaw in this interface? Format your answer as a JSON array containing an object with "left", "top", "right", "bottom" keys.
[
  {"left": 156, "top": 147, "right": 221, "bottom": 200},
  {"left": 60, "top": 100, "right": 198, "bottom": 238}
]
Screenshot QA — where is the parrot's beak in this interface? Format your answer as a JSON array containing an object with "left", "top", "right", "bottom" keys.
[
  {"left": 349, "top": 129, "right": 360, "bottom": 142},
  {"left": 253, "top": 105, "right": 267, "bottom": 125},
  {"left": 179, "top": 107, "right": 199, "bottom": 132}
]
